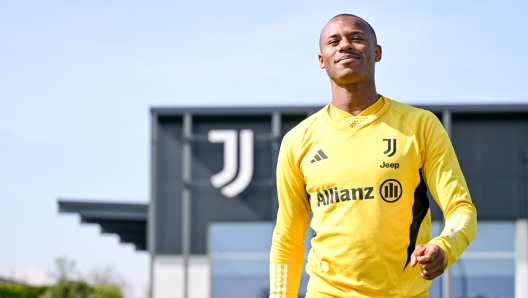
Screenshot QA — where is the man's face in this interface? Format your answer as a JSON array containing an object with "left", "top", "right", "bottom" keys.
[{"left": 318, "top": 16, "right": 382, "bottom": 86}]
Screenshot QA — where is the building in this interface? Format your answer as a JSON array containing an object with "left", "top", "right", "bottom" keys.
[{"left": 59, "top": 104, "right": 528, "bottom": 298}]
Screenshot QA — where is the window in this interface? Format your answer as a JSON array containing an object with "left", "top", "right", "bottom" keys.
[
  {"left": 429, "top": 221, "right": 515, "bottom": 298},
  {"left": 209, "top": 222, "right": 310, "bottom": 298},
  {"left": 210, "top": 221, "right": 515, "bottom": 298}
]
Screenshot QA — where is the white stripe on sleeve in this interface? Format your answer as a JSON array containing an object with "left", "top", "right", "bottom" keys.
[
  {"left": 271, "top": 263, "right": 288, "bottom": 297},
  {"left": 449, "top": 215, "right": 467, "bottom": 238}
]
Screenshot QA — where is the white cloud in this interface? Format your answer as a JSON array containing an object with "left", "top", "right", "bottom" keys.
[{"left": 0, "top": 267, "right": 53, "bottom": 286}]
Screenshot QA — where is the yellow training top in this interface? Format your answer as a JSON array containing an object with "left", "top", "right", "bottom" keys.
[{"left": 269, "top": 96, "right": 477, "bottom": 297}]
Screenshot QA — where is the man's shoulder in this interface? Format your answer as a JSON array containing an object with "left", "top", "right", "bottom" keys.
[
  {"left": 385, "top": 97, "right": 444, "bottom": 137},
  {"left": 386, "top": 97, "right": 438, "bottom": 122},
  {"left": 282, "top": 106, "right": 326, "bottom": 142}
]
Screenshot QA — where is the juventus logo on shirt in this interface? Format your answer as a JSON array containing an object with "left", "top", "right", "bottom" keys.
[{"left": 383, "top": 138, "right": 396, "bottom": 157}]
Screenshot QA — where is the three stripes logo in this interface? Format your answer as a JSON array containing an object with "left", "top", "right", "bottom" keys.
[
  {"left": 379, "top": 179, "right": 402, "bottom": 203},
  {"left": 270, "top": 263, "right": 288, "bottom": 297},
  {"left": 383, "top": 138, "right": 396, "bottom": 157},
  {"left": 311, "top": 149, "right": 328, "bottom": 163},
  {"left": 441, "top": 214, "right": 468, "bottom": 238},
  {"left": 208, "top": 129, "right": 254, "bottom": 198}
]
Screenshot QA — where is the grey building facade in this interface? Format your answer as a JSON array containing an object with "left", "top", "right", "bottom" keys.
[{"left": 60, "top": 103, "right": 528, "bottom": 298}]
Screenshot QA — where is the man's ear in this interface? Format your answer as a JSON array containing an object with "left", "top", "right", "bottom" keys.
[
  {"left": 375, "top": 45, "right": 382, "bottom": 62},
  {"left": 318, "top": 53, "right": 325, "bottom": 69}
]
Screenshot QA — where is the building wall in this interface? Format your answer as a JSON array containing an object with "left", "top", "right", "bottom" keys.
[
  {"left": 149, "top": 106, "right": 528, "bottom": 298},
  {"left": 152, "top": 255, "right": 210, "bottom": 298}
]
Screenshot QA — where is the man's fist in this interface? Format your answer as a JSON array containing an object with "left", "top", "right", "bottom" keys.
[{"left": 410, "top": 244, "right": 445, "bottom": 280}]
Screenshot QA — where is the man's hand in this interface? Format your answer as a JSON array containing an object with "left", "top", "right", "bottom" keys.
[{"left": 410, "top": 244, "right": 445, "bottom": 280}]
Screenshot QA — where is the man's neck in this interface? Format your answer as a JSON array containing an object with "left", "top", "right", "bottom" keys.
[{"left": 330, "top": 79, "right": 379, "bottom": 116}]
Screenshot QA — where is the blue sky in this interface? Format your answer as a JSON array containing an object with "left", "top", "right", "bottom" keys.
[{"left": 1, "top": 1, "right": 527, "bottom": 297}]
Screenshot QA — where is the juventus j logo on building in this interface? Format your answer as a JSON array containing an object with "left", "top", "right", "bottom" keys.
[
  {"left": 383, "top": 139, "right": 396, "bottom": 157},
  {"left": 208, "top": 129, "right": 254, "bottom": 198}
]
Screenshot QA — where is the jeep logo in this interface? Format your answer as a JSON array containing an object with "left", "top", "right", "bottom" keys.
[{"left": 380, "top": 161, "right": 400, "bottom": 169}]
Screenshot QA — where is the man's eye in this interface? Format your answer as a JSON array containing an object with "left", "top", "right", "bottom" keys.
[
  {"left": 351, "top": 37, "right": 363, "bottom": 41},
  {"left": 329, "top": 40, "right": 339, "bottom": 45}
]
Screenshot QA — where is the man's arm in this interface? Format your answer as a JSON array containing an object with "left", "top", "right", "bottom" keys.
[
  {"left": 412, "top": 111, "right": 478, "bottom": 279},
  {"left": 269, "top": 132, "right": 310, "bottom": 297}
]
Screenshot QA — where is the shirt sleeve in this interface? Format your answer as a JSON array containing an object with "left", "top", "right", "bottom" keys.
[
  {"left": 269, "top": 131, "right": 311, "bottom": 297},
  {"left": 418, "top": 112, "right": 478, "bottom": 268}
]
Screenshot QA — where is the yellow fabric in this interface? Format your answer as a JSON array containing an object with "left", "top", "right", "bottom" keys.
[
  {"left": 329, "top": 95, "right": 384, "bottom": 119},
  {"left": 269, "top": 95, "right": 477, "bottom": 297},
  {"left": 327, "top": 96, "right": 385, "bottom": 133}
]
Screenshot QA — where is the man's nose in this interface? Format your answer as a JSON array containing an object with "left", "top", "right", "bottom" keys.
[{"left": 339, "top": 39, "right": 355, "bottom": 51}]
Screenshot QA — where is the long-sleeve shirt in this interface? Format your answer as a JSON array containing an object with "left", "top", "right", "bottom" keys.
[{"left": 269, "top": 95, "right": 477, "bottom": 297}]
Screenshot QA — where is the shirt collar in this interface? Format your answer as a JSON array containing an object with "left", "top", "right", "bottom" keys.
[{"left": 328, "top": 96, "right": 385, "bottom": 124}]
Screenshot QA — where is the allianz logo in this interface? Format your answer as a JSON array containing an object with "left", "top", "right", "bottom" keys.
[
  {"left": 316, "top": 186, "right": 375, "bottom": 207},
  {"left": 315, "top": 179, "right": 403, "bottom": 207}
]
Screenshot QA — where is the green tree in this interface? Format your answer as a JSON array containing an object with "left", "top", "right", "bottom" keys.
[
  {"left": 48, "top": 257, "right": 78, "bottom": 282},
  {"left": 0, "top": 284, "right": 48, "bottom": 298},
  {"left": 39, "top": 280, "right": 92, "bottom": 298},
  {"left": 38, "top": 257, "right": 123, "bottom": 298},
  {"left": 91, "top": 284, "right": 122, "bottom": 298}
]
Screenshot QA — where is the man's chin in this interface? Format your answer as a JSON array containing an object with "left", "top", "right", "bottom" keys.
[{"left": 332, "top": 72, "right": 367, "bottom": 85}]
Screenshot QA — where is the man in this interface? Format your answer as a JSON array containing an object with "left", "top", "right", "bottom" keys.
[{"left": 269, "top": 14, "right": 477, "bottom": 297}]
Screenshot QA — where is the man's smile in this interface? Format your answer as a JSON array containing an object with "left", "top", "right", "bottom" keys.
[{"left": 335, "top": 53, "right": 361, "bottom": 63}]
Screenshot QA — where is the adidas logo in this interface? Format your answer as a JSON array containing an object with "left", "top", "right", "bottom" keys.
[{"left": 311, "top": 149, "right": 328, "bottom": 163}]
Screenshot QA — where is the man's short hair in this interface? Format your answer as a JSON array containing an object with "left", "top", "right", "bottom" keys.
[{"left": 320, "top": 14, "right": 378, "bottom": 47}]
